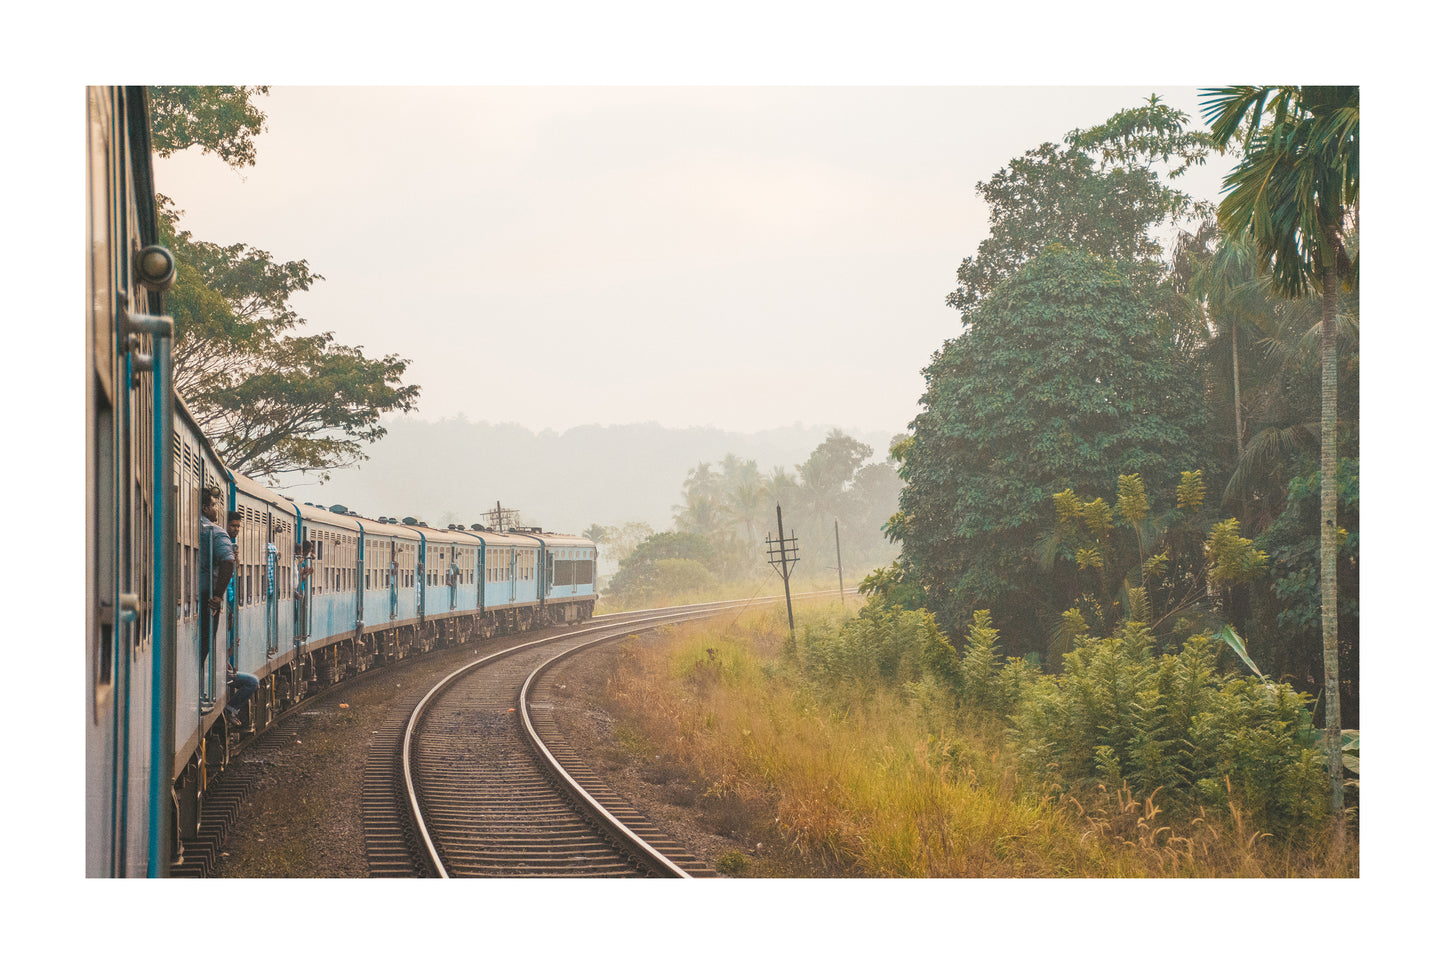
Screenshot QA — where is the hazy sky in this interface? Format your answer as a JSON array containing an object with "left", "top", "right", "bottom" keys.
[{"left": 152, "top": 86, "right": 1233, "bottom": 437}]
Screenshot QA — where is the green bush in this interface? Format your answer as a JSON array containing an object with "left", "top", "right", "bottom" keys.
[
  {"left": 798, "top": 599, "right": 957, "bottom": 691},
  {"left": 1011, "top": 624, "right": 1328, "bottom": 836}
]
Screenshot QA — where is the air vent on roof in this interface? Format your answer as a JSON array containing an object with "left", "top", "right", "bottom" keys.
[
  {"left": 402, "top": 517, "right": 418, "bottom": 526},
  {"left": 329, "top": 504, "right": 348, "bottom": 514},
  {"left": 470, "top": 524, "right": 484, "bottom": 531}
]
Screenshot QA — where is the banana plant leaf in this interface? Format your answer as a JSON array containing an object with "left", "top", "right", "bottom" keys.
[{"left": 1217, "top": 625, "right": 1265, "bottom": 679}]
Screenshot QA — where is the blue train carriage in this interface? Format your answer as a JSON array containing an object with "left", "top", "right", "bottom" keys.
[
  {"left": 86, "top": 85, "right": 181, "bottom": 876},
  {"left": 355, "top": 515, "right": 425, "bottom": 662},
  {"left": 228, "top": 473, "right": 302, "bottom": 725},
  {"left": 476, "top": 527, "right": 547, "bottom": 634},
  {"left": 534, "top": 531, "right": 599, "bottom": 624},
  {"left": 292, "top": 502, "right": 369, "bottom": 687},
  {"left": 400, "top": 520, "right": 488, "bottom": 646}
]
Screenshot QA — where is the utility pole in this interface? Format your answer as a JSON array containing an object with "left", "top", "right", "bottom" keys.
[
  {"left": 835, "top": 518, "right": 845, "bottom": 603},
  {"left": 765, "top": 504, "right": 799, "bottom": 639}
]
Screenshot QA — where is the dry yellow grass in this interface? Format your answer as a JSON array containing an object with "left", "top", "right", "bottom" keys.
[{"left": 601, "top": 599, "right": 1359, "bottom": 877}]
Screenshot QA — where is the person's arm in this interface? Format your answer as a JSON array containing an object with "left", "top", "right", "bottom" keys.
[{"left": 213, "top": 557, "right": 235, "bottom": 599}]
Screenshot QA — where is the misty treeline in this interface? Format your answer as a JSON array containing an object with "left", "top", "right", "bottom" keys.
[
  {"left": 865, "top": 93, "right": 1358, "bottom": 818},
  {"left": 148, "top": 86, "right": 419, "bottom": 482},
  {"left": 599, "top": 430, "right": 902, "bottom": 604}
]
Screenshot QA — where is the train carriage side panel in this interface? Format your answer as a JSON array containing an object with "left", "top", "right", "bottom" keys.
[
  {"left": 537, "top": 532, "right": 599, "bottom": 621},
  {"left": 479, "top": 530, "right": 538, "bottom": 613},
  {"left": 230, "top": 474, "right": 298, "bottom": 680},
  {"left": 294, "top": 504, "right": 363, "bottom": 649},
  {"left": 403, "top": 524, "right": 478, "bottom": 624},
  {"left": 358, "top": 519, "right": 422, "bottom": 632}
]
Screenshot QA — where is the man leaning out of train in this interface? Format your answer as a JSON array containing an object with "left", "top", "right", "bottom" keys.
[{"left": 223, "top": 510, "right": 259, "bottom": 729}]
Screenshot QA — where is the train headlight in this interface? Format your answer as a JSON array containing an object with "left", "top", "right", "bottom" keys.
[{"left": 136, "top": 244, "right": 176, "bottom": 291}]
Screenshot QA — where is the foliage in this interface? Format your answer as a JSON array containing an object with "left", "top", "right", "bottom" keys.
[
  {"left": 957, "top": 610, "right": 1002, "bottom": 709},
  {"left": 1044, "top": 471, "right": 1270, "bottom": 665},
  {"left": 604, "top": 531, "right": 717, "bottom": 605},
  {"left": 948, "top": 96, "right": 1213, "bottom": 349},
  {"left": 1012, "top": 625, "right": 1329, "bottom": 837},
  {"left": 586, "top": 521, "right": 655, "bottom": 578},
  {"left": 795, "top": 599, "right": 957, "bottom": 693},
  {"left": 1250, "top": 458, "right": 1360, "bottom": 725},
  {"left": 149, "top": 85, "right": 271, "bottom": 169},
  {"left": 897, "top": 245, "right": 1210, "bottom": 651},
  {"left": 857, "top": 557, "right": 926, "bottom": 611},
  {"left": 163, "top": 204, "right": 420, "bottom": 480},
  {"left": 1176, "top": 219, "right": 1360, "bottom": 532}
]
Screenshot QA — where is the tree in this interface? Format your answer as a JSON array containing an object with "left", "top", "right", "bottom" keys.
[
  {"left": 949, "top": 96, "right": 1213, "bottom": 336},
  {"left": 897, "top": 245, "right": 1211, "bottom": 651},
  {"left": 150, "top": 86, "right": 422, "bottom": 482},
  {"left": 1178, "top": 219, "right": 1273, "bottom": 463},
  {"left": 149, "top": 86, "right": 271, "bottom": 168},
  {"left": 605, "top": 532, "right": 717, "bottom": 604},
  {"left": 1201, "top": 85, "right": 1359, "bottom": 815}
]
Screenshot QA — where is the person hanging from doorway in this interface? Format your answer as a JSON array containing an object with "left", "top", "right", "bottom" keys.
[
  {"left": 222, "top": 510, "right": 259, "bottom": 729},
  {"left": 198, "top": 490, "right": 234, "bottom": 690}
]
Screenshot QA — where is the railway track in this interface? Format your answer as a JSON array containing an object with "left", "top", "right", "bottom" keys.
[{"left": 364, "top": 600, "right": 794, "bottom": 877}]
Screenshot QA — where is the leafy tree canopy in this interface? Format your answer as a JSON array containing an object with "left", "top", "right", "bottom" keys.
[
  {"left": 899, "top": 245, "right": 1211, "bottom": 649},
  {"left": 604, "top": 531, "right": 717, "bottom": 604},
  {"left": 149, "top": 85, "right": 271, "bottom": 169},
  {"left": 947, "top": 96, "right": 1213, "bottom": 345}
]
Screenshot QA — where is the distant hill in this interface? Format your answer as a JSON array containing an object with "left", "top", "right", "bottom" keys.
[{"left": 276, "top": 416, "right": 901, "bottom": 536}]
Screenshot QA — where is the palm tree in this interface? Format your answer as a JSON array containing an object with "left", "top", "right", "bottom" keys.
[
  {"left": 1202, "top": 86, "right": 1358, "bottom": 815},
  {"left": 1184, "top": 221, "right": 1269, "bottom": 462}
]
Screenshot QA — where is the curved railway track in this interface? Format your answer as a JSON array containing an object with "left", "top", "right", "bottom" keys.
[{"left": 365, "top": 599, "right": 807, "bottom": 877}]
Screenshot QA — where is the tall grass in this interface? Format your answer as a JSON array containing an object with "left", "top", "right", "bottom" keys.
[{"left": 600, "top": 599, "right": 1358, "bottom": 877}]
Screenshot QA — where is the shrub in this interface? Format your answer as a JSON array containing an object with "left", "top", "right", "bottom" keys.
[
  {"left": 798, "top": 599, "right": 957, "bottom": 692},
  {"left": 1011, "top": 624, "right": 1328, "bottom": 836}
]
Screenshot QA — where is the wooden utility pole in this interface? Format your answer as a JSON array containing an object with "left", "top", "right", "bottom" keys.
[
  {"left": 765, "top": 504, "right": 799, "bottom": 638},
  {"left": 835, "top": 518, "right": 844, "bottom": 603}
]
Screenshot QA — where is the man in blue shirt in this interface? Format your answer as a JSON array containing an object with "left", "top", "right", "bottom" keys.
[
  {"left": 199, "top": 491, "right": 234, "bottom": 671},
  {"left": 222, "top": 511, "right": 260, "bottom": 728}
]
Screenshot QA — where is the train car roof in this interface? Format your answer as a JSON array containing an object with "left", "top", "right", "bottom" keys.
[
  {"left": 531, "top": 532, "right": 596, "bottom": 549},
  {"left": 294, "top": 501, "right": 364, "bottom": 533},
  {"left": 351, "top": 518, "right": 424, "bottom": 541},
  {"left": 413, "top": 526, "right": 479, "bottom": 547},
  {"left": 421, "top": 526, "right": 543, "bottom": 549}
]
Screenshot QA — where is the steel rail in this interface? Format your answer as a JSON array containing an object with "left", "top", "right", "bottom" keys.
[
  {"left": 516, "top": 615, "right": 719, "bottom": 878},
  {"left": 402, "top": 605, "right": 746, "bottom": 877}
]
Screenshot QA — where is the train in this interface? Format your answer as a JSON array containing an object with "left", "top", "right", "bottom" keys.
[{"left": 85, "top": 87, "right": 598, "bottom": 877}]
